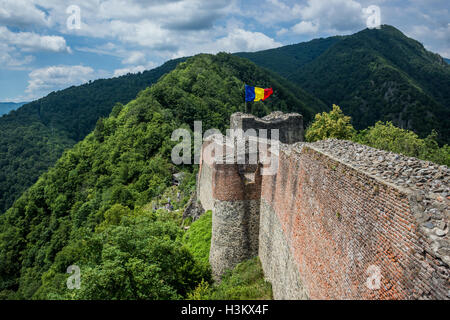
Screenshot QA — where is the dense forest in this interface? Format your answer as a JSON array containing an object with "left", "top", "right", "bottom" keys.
[
  {"left": 0, "top": 53, "right": 324, "bottom": 299},
  {"left": 0, "top": 58, "right": 186, "bottom": 214},
  {"left": 235, "top": 36, "right": 343, "bottom": 79},
  {"left": 2, "top": 25, "right": 448, "bottom": 216},
  {"left": 239, "top": 25, "right": 450, "bottom": 144}
]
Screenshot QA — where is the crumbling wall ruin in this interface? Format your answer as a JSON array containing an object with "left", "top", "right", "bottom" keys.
[{"left": 196, "top": 112, "right": 449, "bottom": 299}]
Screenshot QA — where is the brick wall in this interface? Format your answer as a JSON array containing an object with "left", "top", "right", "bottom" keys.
[
  {"left": 260, "top": 144, "right": 449, "bottom": 299},
  {"left": 259, "top": 198, "right": 309, "bottom": 299}
]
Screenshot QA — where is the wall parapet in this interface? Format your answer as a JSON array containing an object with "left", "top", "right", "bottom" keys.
[
  {"left": 307, "top": 139, "right": 449, "bottom": 269},
  {"left": 230, "top": 112, "right": 304, "bottom": 144}
]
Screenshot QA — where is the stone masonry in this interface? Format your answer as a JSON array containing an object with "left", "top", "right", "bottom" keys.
[
  {"left": 197, "top": 112, "right": 449, "bottom": 299},
  {"left": 230, "top": 112, "right": 303, "bottom": 144}
]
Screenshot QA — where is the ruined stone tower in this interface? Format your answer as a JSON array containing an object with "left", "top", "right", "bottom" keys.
[
  {"left": 230, "top": 112, "right": 304, "bottom": 144},
  {"left": 197, "top": 112, "right": 304, "bottom": 279}
]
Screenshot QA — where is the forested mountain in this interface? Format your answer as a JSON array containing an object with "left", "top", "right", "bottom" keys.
[
  {"left": 0, "top": 58, "right": 185, "bottom": 214},
  {"left": 239, "top": 25, "right": 450, "bottom": 144},
  {"left": 0, "top": 102, "right": 27, "bottom": 116},
  {"left": 235, "top": 36, "right": 342, "bottom": 79},
  {"left": 0, "top": 53, "right": 325, "bottom": 299},
  {"left": 2, "top": 24, "right": 448, "bottom": 216},
  {"left": 445, "top": 58, "right": 450, "bottom": 64}
]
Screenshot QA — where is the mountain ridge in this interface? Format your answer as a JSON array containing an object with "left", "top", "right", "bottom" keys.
[
  {"left": 239, "top": 25, "right": 450, "bottom": 143},
  {"left": 235, "top": 36, "right": 343, "bottom": 79},
  {"left": 0, "top": 57, "right": 187, "bottom": 214},
  {"left": 1, "top": 24, "right": 448, "bottom": 215}
]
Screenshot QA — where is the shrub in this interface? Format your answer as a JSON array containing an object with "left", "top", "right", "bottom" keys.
[
  {"left": 183, "top": 210, "right": 212, "bottom": 267},
  {"left": 306, "top": 104, "right": 356, "bottom": 142},
  {"left": 188, "top": 257, "right": 273, "bottom": 300},
  {"left": 355, "top": 122, "right": 450, "bottom": 166}
]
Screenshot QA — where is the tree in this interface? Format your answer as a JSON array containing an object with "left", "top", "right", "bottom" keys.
[
  {"left": 305, "top": 104, "right": 356, "bottom": 142},
  {"left": 94, "top": 118, "right": 105, "bottom": 142},
  {"left": 355, "top": 121, "right": 424, "bottom": 157},
  {"left": 355, "top": 122, "right": 450, "bottom": 166}
]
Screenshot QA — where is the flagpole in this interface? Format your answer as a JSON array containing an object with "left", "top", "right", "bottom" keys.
[{"left": 244, "top": 83, "right": 247, "bottom": 113}]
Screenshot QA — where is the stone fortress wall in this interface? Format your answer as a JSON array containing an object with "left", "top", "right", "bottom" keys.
[
  {"left": 230, "top": 112, "right": 304, "bottom": 144},
  {"left": 196, "top": 112, "right": 449, "bottom": 300}
]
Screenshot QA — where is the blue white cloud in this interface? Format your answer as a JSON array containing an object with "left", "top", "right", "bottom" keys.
[
  {"left": 26, "top": 65, "right": 94, "bottom": 93},
  {"left": 0, "top": 0, "right": 448, "bottom": 102}
]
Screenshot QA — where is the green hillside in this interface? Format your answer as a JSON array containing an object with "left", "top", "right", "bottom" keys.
[
  {"left": 0, "top": 53, "right": 325, "bottom": 299},
  {"left": 239, "top": 25, "right": 450, "bottom": 144},
  {"left": 3, "top": 25, "right": 447, "bottom": 216},
  {"left": 0, "top": 58, "right": 185, "bottom": 214},
  {"left": 235, "top": 36, "right": 342, "bottom": 79}
]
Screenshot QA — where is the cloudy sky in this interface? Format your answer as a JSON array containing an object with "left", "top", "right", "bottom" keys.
[{"left": 0, "top": 0, "right": 449, "bottom": 102}]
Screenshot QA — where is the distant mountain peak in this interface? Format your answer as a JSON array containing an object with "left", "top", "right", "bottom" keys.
[
  {"left": 239, "top": 25, "right": 450, "bottom": 144},
  {"left": 0, "top": 102, "right": 28, "bottom": 116}
]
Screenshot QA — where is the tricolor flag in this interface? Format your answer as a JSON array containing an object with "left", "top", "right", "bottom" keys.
[{"left": 245, "top": 85, "right": 274, "bottom": 102}]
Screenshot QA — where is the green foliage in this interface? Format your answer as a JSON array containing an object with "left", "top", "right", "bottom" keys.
[
  {"left": 0, "top": 53, "right": 313, "bottom": 300},
  {"left": 2, "top": 25, "right": 449, "bottom": 216},
  {"left": 0, "top": 89, "right": 177, "bottom": 298},
  {"left": 306, "top": 105, "right": 449, "bottom": 166},
  {"left": 150, "top": 53, "right": 325, "bottom": 133},
  {"left": 242, "top": 25, "right": 450, "bottom": 144},
  {"left": 33, "top": 212, "right": 209, "bottom": 300},
  {"left": 95, "top": 204, "right": 131, "bottom": 232},
  {"left": 355, "top": 122, "right": 450, "bottom": 166},
  {"left": 178, "top": 169, "right": 198, "bottom": 198},
  {"left": 236, "top": 36, "right": 342, "bottom": 79},
  {"left": 183, "top": 211, "right": 212, "bottom": 267},
  {"left": 306, "top": 104, "right": 356, "bottom": 142},
  {"left": 0, "top": 58, "right": 186, "bottom": 214},
  {"left": 71, "top": 213, "right": 208, "bottom": 300},
  {"left": 188, "top": 257, "right": 273, "bottom": 300}
]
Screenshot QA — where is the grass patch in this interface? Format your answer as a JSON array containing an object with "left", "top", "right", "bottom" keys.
[
  {"left": 183, "top": 210, "right": 212, "bottom": 267},
  {"left": 188, "top": 257, "right": 273, "bottom": 300},
  {"left": 183, "top": 210, "right": 272, "bottom": 300}
]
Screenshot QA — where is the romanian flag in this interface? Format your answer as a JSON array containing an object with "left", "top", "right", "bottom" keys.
[{"left": 245, "top": 85, "right": 274, "bottom": 102}]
